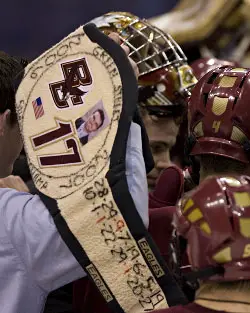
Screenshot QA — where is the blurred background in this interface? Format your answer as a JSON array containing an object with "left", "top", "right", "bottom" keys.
[{"left": 1, "top": 0, "right": 177, "bottom": 59}]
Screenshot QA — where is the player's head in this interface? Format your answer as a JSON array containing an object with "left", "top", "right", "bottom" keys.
[
  {"left": 85, "top": 109, "right": 105, "bottom": 133},
  {"left": 188, "top": 66, "right": 250, "bottom": 180},
  {"left": 0, "top": 52, "right": 25, "bottom": 177},
  {"left": 172, "top": 175, "right": 250, "bottom": 305},
  {"left": 91, "top": 12, "right": 197, "bottom": 189},
  {"left": 191, "top": 58, "right": 239, "bottom": 80}
]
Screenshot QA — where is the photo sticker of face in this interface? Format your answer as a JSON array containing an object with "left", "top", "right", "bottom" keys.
[{"left": 75, "top": 100, "right": 110, "bottom": 146}]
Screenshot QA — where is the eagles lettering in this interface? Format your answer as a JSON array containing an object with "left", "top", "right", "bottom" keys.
[{"left": 49, "top": 58, "right": 93, "bottom": 109}]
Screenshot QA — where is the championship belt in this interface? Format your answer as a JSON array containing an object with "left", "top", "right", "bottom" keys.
[{"left": 15, "top": 23, "right": 187, "bottom": 313}]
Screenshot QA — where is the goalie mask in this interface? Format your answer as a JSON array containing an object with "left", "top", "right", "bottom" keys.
[{"left": 91, "top": 12, "right": 197, "bottom": 117}]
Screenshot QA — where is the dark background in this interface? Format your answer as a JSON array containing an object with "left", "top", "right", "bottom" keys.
[{"left": 1, "top": 0, "right": 177, "bottom": 60}]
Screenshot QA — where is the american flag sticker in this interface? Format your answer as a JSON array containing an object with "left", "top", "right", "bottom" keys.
[{"left": 32, "top": 97, "right": 44, "bottom": 119}]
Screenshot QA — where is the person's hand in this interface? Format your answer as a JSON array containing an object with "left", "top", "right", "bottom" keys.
[
  {"left": 149, "top": 164, "right": 184, "bottom": 208},
  {"left": 108, "top": 32, "right": 139, "bottom": 78},
  {"left": 0, "top": 175, "right": 30, "bottom": 192}
]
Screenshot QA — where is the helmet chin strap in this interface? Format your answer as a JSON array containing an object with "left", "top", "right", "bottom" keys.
[
  {"left": 178, "top": 266, "right": 225, "bottom": 301},
  {"left": 169, "top": 231, "right": 224, "bottom": 295},
  {"left": 183, "top": 265, "right": 225, "bottom": 283}
]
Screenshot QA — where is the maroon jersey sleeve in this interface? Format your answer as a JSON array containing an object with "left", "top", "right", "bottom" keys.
[{"left": 149, "top": 206, "right": 176, "bottom": 264}]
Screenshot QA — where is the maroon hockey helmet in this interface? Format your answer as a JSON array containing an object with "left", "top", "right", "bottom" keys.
[
  {"left": 189, "top": 66, "right": 250, "bottom": 163},
  {"left": 190, "top": 58, "right": 239, "bottom": 80},
  {"left": 174, "top": 175, "right": 250, "bottom": 281}
]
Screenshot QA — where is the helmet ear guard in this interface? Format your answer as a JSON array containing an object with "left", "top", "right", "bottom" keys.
[
  {"left": 169, "top": 229, "right": 198, "bottom": 301},
  {"left": 169, "top": 229, "right": 187, "bottom": 279},
  {"left": 183, "top": 134, "right": 200, "bottom": 188}
]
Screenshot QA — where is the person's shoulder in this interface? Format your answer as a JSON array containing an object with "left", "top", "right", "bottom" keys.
[
  {"left": 75, "top": 117, "right": 84, "bottom": 129},
  {"left": 161, "top": 303, "right": 218, "bottom": 313},
  {"left": 156, "top": 303, "right": 209, "bottom": 313},
  {"left": 0, "top": 188, "right": 45, "bottom": 220},
  {"left": 156, "top": 306, "right": 188, "bottom": 313},
  {"left": 0, "top": 189, "right": 36, "bottom": 239},
  {"left": 0, "top": 187, "right": 32, "bottom": 204},
  {"left": 80, "top": 135, "right": 89, "bottom": 145}
]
